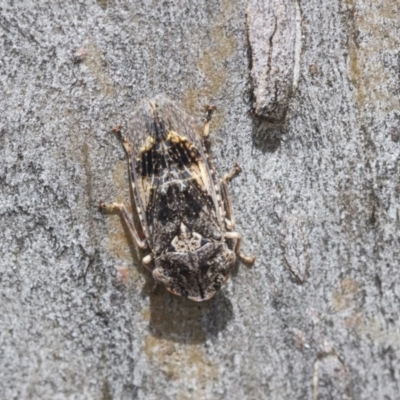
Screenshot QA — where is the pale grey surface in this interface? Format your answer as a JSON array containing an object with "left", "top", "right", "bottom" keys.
[
  {"left": 1, "top": 1, "right": 400, "bottom": 399},
  {"left": 247, "top": 0, "right": 300, "bottom": 121}
]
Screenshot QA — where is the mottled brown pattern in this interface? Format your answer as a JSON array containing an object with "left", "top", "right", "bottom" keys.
[{"left": 102, "top": 94, "right": 254, "bottom": 301}]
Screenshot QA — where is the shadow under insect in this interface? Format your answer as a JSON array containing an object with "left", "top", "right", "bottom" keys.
[
  {"left": 146, "top": 287, "right": 234, "bottom": 344},
  {"left": 251, "top": 115, "right": 285, "bottom": 153}
]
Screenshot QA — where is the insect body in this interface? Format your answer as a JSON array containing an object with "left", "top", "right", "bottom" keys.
[{"left": 100, "top": 94, "right": 255, "bottom": 301}]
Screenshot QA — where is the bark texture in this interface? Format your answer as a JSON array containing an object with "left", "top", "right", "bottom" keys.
[
  {"left": 1, "top": 1, "right": 399, "bottom": 399},
  {"left": 247, "top": 0, "right": 301, "bottom": 122}
]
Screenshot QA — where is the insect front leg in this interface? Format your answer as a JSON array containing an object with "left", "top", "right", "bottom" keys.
[
  {"left": 224, "top": 231, "right": 256, "bottom": 267},
  {"left": 110, "top": 124, "right": 136, "bottom": 158},
  {"left": 220, "top": 162, "right": 242, "bottom": 230},
  {"left": 222, "top": 162, "right": 242, "bottom": 185},
  {"left": 202, "top": 104, "right": 216, "bottom": 138},
  {"left": 99, "top": 200, "right": 148, "bottom": 250}
]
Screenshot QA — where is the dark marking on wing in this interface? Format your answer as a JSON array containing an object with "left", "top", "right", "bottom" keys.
[
  {"left": 156, "top": 189, "right": 172, "bottom": 225},
  {"left": 179, "top": 265, "right": 190, "bottom": 276},
  {"left": 148, "top": 181, "right": 213, "bottom": 229},
  {"left": 183, "top": 188, "right": 203, "bottom": 215},
  {"left": 139, "top": 145, "right": 161, "bottom": 176},
  {"left": 137, "top": 135, "right": 202, "bottom": 178},
  {"left": 138, "top": 133, "right": 218, "bottom": 241}
]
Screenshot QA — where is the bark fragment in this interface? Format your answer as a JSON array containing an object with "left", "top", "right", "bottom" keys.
[{"left": 247, "top": 0, "right": 302, "bottom": 122}]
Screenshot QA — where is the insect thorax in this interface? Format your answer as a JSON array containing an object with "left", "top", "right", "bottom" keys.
[{"left": 153, "top": 222, "right": 235, "bottom": 301}]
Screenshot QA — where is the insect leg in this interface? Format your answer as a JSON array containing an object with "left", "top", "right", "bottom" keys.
[
  {"left": 202, "top": 104, "right": 216, "bottom": 138},
  {"left": 224, "top": 231, "right": 256, "bottom": 267},
  {"left": 110, "top": 124, "right": 135, "bottom": 157},
  {"left": 220, "top": 162, "right": 242, "bottom": 230},
  {"left": 139, "top": 254, "right": 159, "bottom": 293},
  {"left": 99, "top": 200, "right": 148, "bottom": 249},
  {"left": 220, "top": 163, "right": 255, "bottom": 266},
  {"left": 142, "top": 254, "right": 154, "bottom": 271},
  {"left": 220, "top": 181, "right": 235, "bottom": 230},
  {"left": 222, "top": 162, "right": 242, "bottom": 185}
]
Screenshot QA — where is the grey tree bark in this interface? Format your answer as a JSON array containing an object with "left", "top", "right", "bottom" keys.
[{"left": 1, "top": 1, "right": 399, "bottom": 399}]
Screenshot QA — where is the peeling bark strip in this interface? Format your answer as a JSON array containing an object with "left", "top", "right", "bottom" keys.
[{"left": 247, "top": 0, "right": 302, "bottom": 122}]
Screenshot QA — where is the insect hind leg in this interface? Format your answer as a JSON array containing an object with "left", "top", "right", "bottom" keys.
[
  {"left": 220, "top": 163, "right": 242, "bottom": 230},
  {"left": 224, "top": 231, "right": 256, "bottom": 267},
  {"left": 99, "top": 200, "right": 148, "bottom": 250}
]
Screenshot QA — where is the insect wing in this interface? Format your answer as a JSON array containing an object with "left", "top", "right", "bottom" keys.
[{"left": 128, "top": 95, "right": 223, "bottom": 250}]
